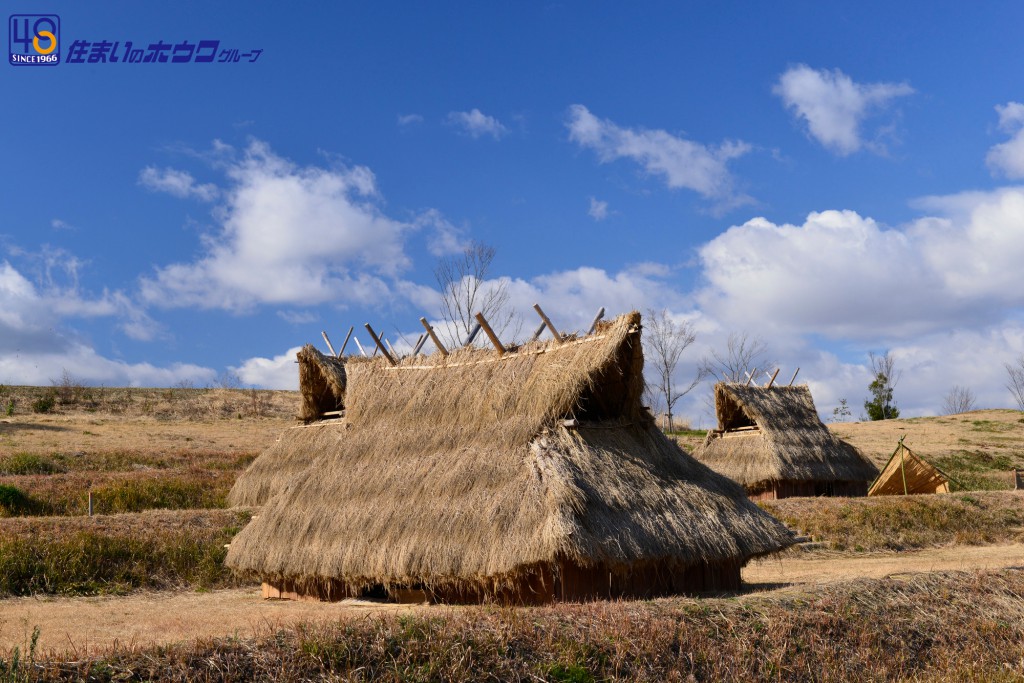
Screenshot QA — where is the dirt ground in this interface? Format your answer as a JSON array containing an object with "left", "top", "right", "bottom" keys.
[
  {"left": 0, "top": 411, "right": 295, "bottom": 458},
  {"left": 2, "top": 543, "right": 1021, "bottom": 657}
]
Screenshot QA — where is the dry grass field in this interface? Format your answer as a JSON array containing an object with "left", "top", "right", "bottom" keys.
[{"left": 1, "top": 386, "right": 1023, "bottom": 681}]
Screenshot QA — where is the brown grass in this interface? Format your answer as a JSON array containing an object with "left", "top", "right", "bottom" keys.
[
  {"left": 763, "top": 491, "right": 1024, "bottom": 551},
  {"left": 8, "top": 569, "right": 1024, "bottom": 681}
]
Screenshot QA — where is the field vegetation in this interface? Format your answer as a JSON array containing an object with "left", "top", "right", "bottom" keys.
[
  {"left": 1, "top": 387, "right": 1023, "bottom": 679},
  {"left": 3, "top": 569, "right": 1022, "bottom": 682}
]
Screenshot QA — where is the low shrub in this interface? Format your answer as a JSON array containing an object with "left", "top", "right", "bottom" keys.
[
  {"left": 0, "top": 530, "right": 243, "bottom": 596},
  {"left": 31, "top": 393, "right": 56, "bottom": 414},
  {"left": 0, "top": 485, "right": 37, "bottom": 516},
  {"left": 90, "top": 476, "right": 228, "bottom": 514},
  {"left": 0, "top": 453, "right": 65, "bottom": 476}
]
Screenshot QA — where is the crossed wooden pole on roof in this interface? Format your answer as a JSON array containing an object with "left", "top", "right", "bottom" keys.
[
  {"left": 742, "top": 367, "right": 801, "bottom": 388},
  {"left": 319, "top": 304, "right": 607, "bottom": 366}
]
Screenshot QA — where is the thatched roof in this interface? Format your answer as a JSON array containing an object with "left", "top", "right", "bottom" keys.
[
  {"left": 226, "top": 313, "right": 793, "bottom": 594},
  {"left": 227, "top": 422, "right": 347, "bottom": 507},
  {"left": 869, "top": 441, "right": 951, "bottom": 496},
  {"left": 693, "top": 383, "right": 878, "bottom": 488},
  {"left": 297, "top": 344, "right": 346, "bottom": 423}
]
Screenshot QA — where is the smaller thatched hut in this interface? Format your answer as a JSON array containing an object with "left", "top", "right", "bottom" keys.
[
  {"left": 297, "top": 344, "right": 347, "bottom": 423},
  {"left": 868, "top": 439, "right": 951, "bottom": 496},
  {"left": 693, "top": 382, "right": 878, "bottom": 501}
]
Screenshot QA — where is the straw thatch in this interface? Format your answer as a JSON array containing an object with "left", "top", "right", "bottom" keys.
[
  {"left": 225, "top": 345, "right": 347, "bottom": 507},
  {"left": 226, "top": 312, "right": 793, "bottom": 602},
  {"left": 869, "top": 440, "right": 951, "bottom": 496},
  {"left": 297, "top": 344, "right": 346, "bottom": 423},
  {"left": 227, "top": 422, "right": 347, "bottom": 507},
  {"left": 693, "top": 383, "right": 878, "bottom": 500}
]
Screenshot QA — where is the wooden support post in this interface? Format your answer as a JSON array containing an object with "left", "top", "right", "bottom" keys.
[
  {"left": 353, "top": 337, "right": 368, "bottom": 357},
  {"left": 475, "top": 312, "right": 506, "bottom": 356},
  {"left": 411, "top": 333, "right": 427, "bottom": 356},
  {"left": 765, "top": 368, "right": 781, "bottom": 389},
  {"left": 338, "top": 326, "right": 354, "bottom": 357},
  {"left": 419, "top": 317, "right": 448, "bottom": 357},
  {"left": 462, "top": 321, "right": 481, "bottom": 347},
  {"left": 321, "top": 331, "right": 337, "bottom": 356},
  {"left": 744, "top": 368, "right": 758, "bottom": 386},
  {"left": 385, "top": 338, "right": 398, "bottom": 358},
  {"left": 586, "top": 307, "right": 606, "bottom": 335},
  {"left": 532, "top": 304, "right": 563, "bottom": 344},
  {"left": 364, "top": 324, "right": 397, "bottom": 366},
  {"left": 898, "top": 435, "right": 908, "bottom": 496},
  {"left": 788, "top": 367, "right": 800, "bottom": 386},
  {"left": 88, "top": 491, "right": 93, "bottom": 517},
  {"left": 529, "top": 320, "right": 547, "bottom": 342}
]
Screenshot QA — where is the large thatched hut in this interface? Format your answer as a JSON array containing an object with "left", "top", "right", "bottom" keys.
[
  {"left": 693, "top": 383, "right": 878, "bottom": 501},
  {"left": 226, "top": 313, "right": 794, "bottom": 604},
  {"left": 868, "top": 439, "right": 951, "bottom": 496},
  {"left": 227, "top": 345, "right": 347, "bottom": 508}
]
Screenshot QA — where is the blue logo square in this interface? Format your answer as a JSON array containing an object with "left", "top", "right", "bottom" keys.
[{"left": 9, "top": 14, "right": 60, "bottom": 66}]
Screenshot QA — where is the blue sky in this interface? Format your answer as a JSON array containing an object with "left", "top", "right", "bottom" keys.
[{"left": 4, "top": 2, "right": 1024, "bottom": 423}]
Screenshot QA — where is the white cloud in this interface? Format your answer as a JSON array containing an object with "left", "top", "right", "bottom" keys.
[
  {"left": 415, "top": 208, "right": 468, "bottom": 256},
  {"left": 986, "top": 102, "right": 1024, "bottom": 178},
  {"left": 50, "top": 218, "right": 75, "bottom": 231},
  {"left": 773, "top": 65, "right": 914, "bottom": 155},
  {"left": 138, "top": 166, "right": 219, "bottom": 201},
  {"left": 232, "top": 346, "right": 303, "bottom": 390},
  {"left": 588, "top": 197, "right": 609, "bottom": 221},
  {"left": 141, "top": 141, "right": 413, "bottom": 311},
  {"left": 397, "top": 113, "right": 424, "bottom": 127},
  {"left": 446, "top": 108, "right": 508, "bottom": 139},
  {"left": 276, "top": 310, "right": 319, "bottom": 325},
  {"left": 0, "top": 258, "right": 205, "bottom": 386},
  {"left": 697, "top": 187, "right": 1024, "bottom": 339},
  {"left": 566, "top": 105, "right": 751, "bottom": 205}
]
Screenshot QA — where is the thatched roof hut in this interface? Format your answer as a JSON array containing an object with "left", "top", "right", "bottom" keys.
[
  {"left": 226, "top": 312, "right": 793, "bottom": 603},
  {"left": 226, "top": 345, "right": 348, "bottom": 508},
  {"left": 869, "top": 440, "right": 951, "bottom": 496},
  {"left": 693, "top": 383, "right": 878, "bottom": 501}
]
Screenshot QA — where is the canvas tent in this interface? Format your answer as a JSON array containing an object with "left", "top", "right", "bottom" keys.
[
  {"left": 868, "top": 438, "right": 951, "bottom": 496},
  {"left": 226, "top": 312, "right": 794, "bottom": 603},
  {"left": 693, "top": 382, "right": 878, "bottom": 501},
  {"left": 227, "top": 344, "right": 348, "bottom": 508}
]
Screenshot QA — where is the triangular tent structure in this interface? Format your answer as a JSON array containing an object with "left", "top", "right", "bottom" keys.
[
  {"left": 692, "top": 382, "right": 878, "bottom": 501},
  {"left": 227, "top": 345, "right": 347, "bottom": 507},
  {"left": 868, "top": 438, "right": 951, "bottom": 496},
  {"left": 226, "top": 312, "right": 794, "bottom": 603}
]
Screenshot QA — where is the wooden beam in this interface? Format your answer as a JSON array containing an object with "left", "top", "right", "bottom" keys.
[
  {"left": 419, "top": 317, "right": 448, "bottom": 357},
  {"left": 475, "top": 312, "right": 506, "bottom": 356},
  {"left": 586, "top": 307, "right": 606, "bottom": 335},
  {"left": 338, "top": 326, "right": 354, "bottom": 357},
  {"left": 532, "top": 303, "right": 563, "bottom": 344},
  {"left": 765, "top": 368, "right": 781, "bottom": 389},
  {"left": 788, "top": 367, "right": 800, "bottom": 386},
  {"left": 353, "top": 337, "right": 367, "bottom": 357},
  {"left": 411, "top": 333, "right": 427, "bottom": 356},
  {"left": 321, "top": 331, "right": 337, "bottom": 356},
  {"left": 462, "top": 321, "right": 481, "bottom": 347},
  {"left": 385, "top": 338, "right": 398, "bottom": 358},
  {"left": 529, "top": 320, "right": 547, "bottom": 342},
  {"left": 744, "top": 368, "right": 758, "bottom": 386},
  {"left": 364, "top": 324, "right": 397, "bottom": 366}
]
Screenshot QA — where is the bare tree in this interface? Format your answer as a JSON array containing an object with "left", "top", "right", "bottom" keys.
[
  {"left": 864, "top": 351, "right": 901, "bottom": 420},
  {"left": 1006, "top": 355, "right": 1024, "bottom": 412},
  {"left": 644, "top": 309, "right": 706, "bottom": 432},
  {"left": 941, "top": 385, "right": 977, "bottom": 415},
  {"left": 434, "top": 242, "right": 516, "bottom": 347},
  {"left": 700, "top": 331, "right": 774, "bottom": 383}
]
